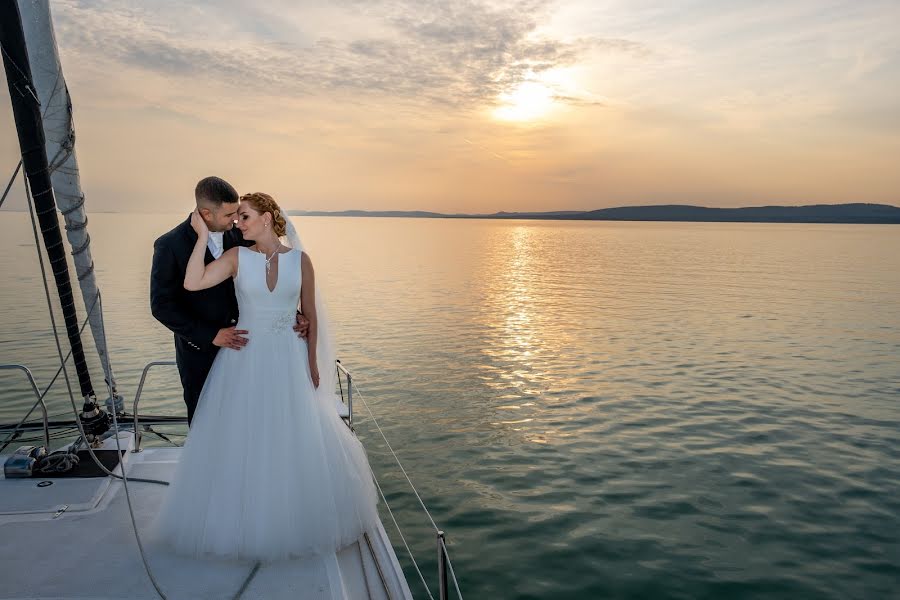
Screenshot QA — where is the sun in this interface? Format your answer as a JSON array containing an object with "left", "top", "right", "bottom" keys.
[{"left": 492, "top": 81, "right": 556, "bottom": 122}]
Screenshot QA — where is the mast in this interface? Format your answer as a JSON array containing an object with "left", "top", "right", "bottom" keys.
[
  {"left": 18, "top": 0, "right": 119, "bottom": 397},
  {"left": 0, "top": 1, "right": 96, "bottom": 403}
]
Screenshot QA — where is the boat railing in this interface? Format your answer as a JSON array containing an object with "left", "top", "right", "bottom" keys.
[
  {"left": 335, "top": 359, "right": 354, "bottom": 426},
  {"left": 131, "top": 360, "right": 178, "bottom": 452},
  {"left": 335, "top": 364, "right": 464, "bottom": 600},
  {"left": 130, "top": 359, "right": 355, "bottom": 452},
  {"left": 0, "top": 290, "right": 100, "bottom": 452},
  {"left": 0, "top": 364, "right": 50, "bottom": 451}
]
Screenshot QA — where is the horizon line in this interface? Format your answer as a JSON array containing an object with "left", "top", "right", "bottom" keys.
[{"left": 2, "top": 200, "right": 899, "bottom": 216}]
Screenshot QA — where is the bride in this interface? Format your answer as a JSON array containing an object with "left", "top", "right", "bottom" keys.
[{"left": 152, "top": 192, "right": 379, "bottom": 561}]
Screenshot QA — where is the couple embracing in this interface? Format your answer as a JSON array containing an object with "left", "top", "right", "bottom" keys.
[{"left": 149, "top": 176, "right": 378, "bottom": 560}]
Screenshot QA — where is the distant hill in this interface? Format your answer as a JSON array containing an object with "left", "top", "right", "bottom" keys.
[
  {"left": 288, "top": 203, "right": 900, "bottom": 224},
  {"left": 290, "top": 209, "right": 448, "bottom": 218},
  {"left": 574, "top": 203, "right": 900, "bottom": 223}
]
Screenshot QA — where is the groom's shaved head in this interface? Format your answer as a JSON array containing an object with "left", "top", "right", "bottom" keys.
[
  {"left": 195, "top": 176, "right": 239, "bottom": 232},
  {"left": 195, "top": 176, "right": 238, "bottom": 209}
]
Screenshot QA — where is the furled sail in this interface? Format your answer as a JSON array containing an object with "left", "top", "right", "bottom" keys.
[
  {"left": 17, "top": 0, "right": 118, "bottom": 396},
  {"left": 1, "top": 0, "right": 96, "bottom": 402}
]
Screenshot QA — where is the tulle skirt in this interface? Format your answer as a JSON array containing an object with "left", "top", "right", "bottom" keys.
[{"left": 152, "top": 324, "right": 379, "bottom": 561}]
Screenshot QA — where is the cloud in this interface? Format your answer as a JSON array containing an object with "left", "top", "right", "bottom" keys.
[{"left": 51, "top": 0, "right": 646, "bottom": 113}]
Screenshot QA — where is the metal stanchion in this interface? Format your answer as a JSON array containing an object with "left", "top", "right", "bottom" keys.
[{"left": 437, "top": 530, "right": 448, "bottom": 600}]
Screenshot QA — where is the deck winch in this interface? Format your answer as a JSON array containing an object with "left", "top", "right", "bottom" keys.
[
  {"left": 3, "top": 444, "right": 46, "bottom": 477},
  {"left": 80, "top": 397, "right": 111, "bottom": 442}
]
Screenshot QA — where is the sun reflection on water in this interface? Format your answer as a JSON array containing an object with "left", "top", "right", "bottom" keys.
[{"left": 476, "top": 225, "right": 581, "bottom": 445}]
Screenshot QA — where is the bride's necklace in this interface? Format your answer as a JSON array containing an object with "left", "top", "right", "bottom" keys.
[{"left": 257, "top": 246, "right": 279, "bottom": 273}]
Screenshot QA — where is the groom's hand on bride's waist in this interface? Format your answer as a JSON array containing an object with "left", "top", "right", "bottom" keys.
[
  {"left": 213, "top": 326, "right": 249, "bottom": 350},
  {"left": 293, "top": 312, "right": 309, "bottom": 339}
]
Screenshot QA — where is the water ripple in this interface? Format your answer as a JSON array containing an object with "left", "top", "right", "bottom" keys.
[{"left": 2, "top": 216, "right": 899, "bottom": 598}]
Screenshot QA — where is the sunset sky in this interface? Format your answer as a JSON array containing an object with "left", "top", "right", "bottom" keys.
[{"left": 1, "top": 0, "right": 898, "bottom": 213}]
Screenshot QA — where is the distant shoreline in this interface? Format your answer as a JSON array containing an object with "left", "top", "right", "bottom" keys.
[
  {"left": 288, "top": 203, "right": 900, "bottom": 224},
  {"left": 3, "top": 202, "right": 898, "bottom": 223}
]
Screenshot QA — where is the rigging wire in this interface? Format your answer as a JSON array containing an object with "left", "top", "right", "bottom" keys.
[
  {"left": 143, "top": 426, "right": 180, "bottom": 447},
  {"left": 0, "top": 160, "right": 22, "bottom": 210},
  {"left": 372, "top": 468, "right": 436, "bottom": 600},
  {"left": 440, "top": 536, "right": 464, "bottom": 600},
  {"left": 351, "top": 380, "right": 440, "bottom": 532},
  {"left": 0, "top": 43, "right": 40, "bottom": 105},
  {"left": 24, "top": 173, "right": 170, "bottom": 600},
  {"left": 351, "top": 379, "right": 464, "bottom": 598}
]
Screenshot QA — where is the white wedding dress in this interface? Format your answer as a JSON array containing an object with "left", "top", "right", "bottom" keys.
[{"left": 153, "top": 246, "right": 379, "bottom": 561}]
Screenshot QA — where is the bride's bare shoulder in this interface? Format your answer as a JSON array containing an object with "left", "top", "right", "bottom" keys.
[
  {"left": 299, "top": 251, "right": 314, "bottom": 272},
  {"left": 222, "top": 246, "right": 241, "bottom": 261}
]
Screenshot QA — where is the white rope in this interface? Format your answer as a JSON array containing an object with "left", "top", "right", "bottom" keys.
[
  {"left": 96, "top": 291, "right": 171, "bottom": 599},
  {"left": 34, "top": 450, "right": 79, "bottom": 473}
]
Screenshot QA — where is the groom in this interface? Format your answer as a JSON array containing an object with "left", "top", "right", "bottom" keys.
[{"left": 150, "top": 176, "right": 309, "bottom": 425}]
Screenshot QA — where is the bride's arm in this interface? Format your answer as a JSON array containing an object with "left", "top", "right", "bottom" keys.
[
  {"left": 184, "top": 210, "right": 238, "bottom": 291},
  {"left": 300, "top": 252, "right": 319, "bottom": 387}
]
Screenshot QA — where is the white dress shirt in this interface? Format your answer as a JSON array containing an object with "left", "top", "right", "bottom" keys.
[{"left": 207, "top": 231, "right": 224, "bottom": 259}]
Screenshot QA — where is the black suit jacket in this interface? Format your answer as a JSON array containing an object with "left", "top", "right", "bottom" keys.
[{"left": 150, "top": 215, "right": 252, "bottom": 355}]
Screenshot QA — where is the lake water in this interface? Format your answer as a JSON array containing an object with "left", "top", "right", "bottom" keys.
[{"left": 1, "top": 213, "right": 898, "bottom": 599}]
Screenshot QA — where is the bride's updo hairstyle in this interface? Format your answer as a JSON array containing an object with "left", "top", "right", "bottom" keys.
[{"left": 240, "top": 192, "right": 287, "bottom": 237}]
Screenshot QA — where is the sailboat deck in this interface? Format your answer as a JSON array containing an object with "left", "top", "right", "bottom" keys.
[{"left": 0, "top": 437, "right": 410, "bottom": 599}]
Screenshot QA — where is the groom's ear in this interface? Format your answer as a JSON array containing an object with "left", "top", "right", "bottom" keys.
[{"left": 197, "top": 206, "right": 213, "bottom": 222}]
